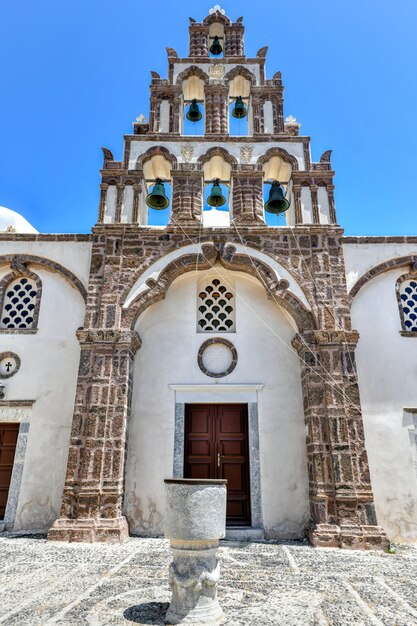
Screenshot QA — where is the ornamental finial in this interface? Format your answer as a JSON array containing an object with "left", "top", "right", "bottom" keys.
[{"left": 209, "top": 5, "right": 226, "bottom": 15}]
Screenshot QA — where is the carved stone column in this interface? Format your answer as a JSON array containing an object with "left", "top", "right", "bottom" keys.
[
  {"left": 170, "top": 170, "right": 203, "bottom": 225},
  {"left": 231, "top": 170, "right": 265, "bottom": 225},
  {"left": 205, "top": 84, "right": 229, "bottom": 135},
  {"left": 310, "top": 184, "right": 319, "bottom": 224},
  {"left": 327, "top": 184, "right": 337, "bottom": 224},
  {"left": 189, "top": 25, "right": 209, "bottom": 57},
  {"left": 98, "top": 183, "right": 108, "bottom": 223},
  {"left": 292, "top": 330, "right": 389, "bottom": 550},
  {"left": 224, "top": 25, "right": 244, "bottom": 56},
  {"left": 48, "top": 328, "right": 141, "bottom": 543},
  {"left": 251, "top": 94, "right": 263, "bottom": 134},
  {"left": 114, "top": 184, "right": 124, "bottom": 223},
  {"left": 271, "top": 93, "right": 284, "bottom": 133},
  {"left": 293, "top": 184, "right": 303, "bottom": 224},
  {"left": 132, "top": 184, "right": 141, "bottom": 224}
]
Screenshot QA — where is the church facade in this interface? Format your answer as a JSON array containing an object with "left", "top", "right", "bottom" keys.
[{"left": 1, "top": 8, "right": 416, "bottom": 548}]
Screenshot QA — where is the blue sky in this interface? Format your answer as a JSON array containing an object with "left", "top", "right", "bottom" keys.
[{"left": 1, "top": 0, "right": 416, "bottom": 235}]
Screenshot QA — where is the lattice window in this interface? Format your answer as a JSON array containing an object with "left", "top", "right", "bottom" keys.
[
  {"left": 399, "top": 279, "right": 417, "bottom": 332},
  {"left": 197, "top": 278, "right": 235, "bottom": 332},
  {"left": 1, "top": 277, "right": 39, "bottom": 329}
]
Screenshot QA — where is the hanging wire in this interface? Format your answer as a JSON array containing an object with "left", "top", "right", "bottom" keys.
[
  {"left": 287, "top": 226, "right": 358, "bottom": 378},
  {"left": 231, "top": 220, "right": 361, "bottom": 412},
  {"left": 169, "top": 216, "right": 362, "bottom": 413}
]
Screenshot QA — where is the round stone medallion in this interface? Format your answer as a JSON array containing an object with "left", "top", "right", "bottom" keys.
[
  {"left": 0, "top": 352, "right": 21, "bottom": 379},
  {"left": 198, "top": 338, "right": 237, "bottom": 378}
]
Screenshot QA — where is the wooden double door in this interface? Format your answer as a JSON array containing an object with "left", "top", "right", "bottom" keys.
[
  {"left": 0, "top": 423, "right": 19, "bottom": 519},
  {"left": 184, "top": 404, "right": 251, "bottom": 526}
]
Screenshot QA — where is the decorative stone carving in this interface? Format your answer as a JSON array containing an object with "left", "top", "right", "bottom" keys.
[
  {"left": 240, "top": 145, "right": 253, "bottom": 163},
  {"left": 164, "top": 479, "right": 227, "bottom": 624},
  {"left": 209, "top": 4, "right": 226, "bottom": 15},
  {"left": 181, "top": 144, "right": 195, "bottom": 162},
  {"left": 209, "top": 64, "right": 225, "bottom": 79}
]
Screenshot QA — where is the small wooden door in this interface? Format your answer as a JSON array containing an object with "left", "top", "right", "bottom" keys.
[
  {"left": 0, "top": 423, "right": 19, "bottom": 519},
  {"left": 184, "top": 404, "right": 251, "bottom": 526}
]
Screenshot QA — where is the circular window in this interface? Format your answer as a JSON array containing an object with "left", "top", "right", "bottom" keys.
[
  {"left": 0, "top": 352, "right": 21, "bottom": 379},
  {"left": 198, "top": 338, "right": 237, "bottom": 378}
]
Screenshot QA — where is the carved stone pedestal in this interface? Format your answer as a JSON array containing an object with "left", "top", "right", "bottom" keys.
[
  {"left": 47, "top": 516, "right": 129, "bottom": 543},
  {"left": 164, "top": 479, "right": 227, "bottom": 624},
  {"left": 308, "top": 522, "right": 389, "bottom": 550}
]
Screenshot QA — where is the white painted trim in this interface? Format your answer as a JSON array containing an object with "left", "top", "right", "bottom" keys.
[
  {"left": 0, "top": 401, "right": 34, "bottom": 531},
  {"left": 169, "top": 384, "right": 264, "bottom": 392}
]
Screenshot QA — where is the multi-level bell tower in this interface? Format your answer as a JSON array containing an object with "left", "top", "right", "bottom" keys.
[{"left": 48, "top": 7, "right": 388, "bottom": 549}]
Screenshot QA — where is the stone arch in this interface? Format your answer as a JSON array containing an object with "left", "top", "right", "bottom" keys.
[
  {"left": 176, "top": 66, "right": 210, "bottom": 85},
  {"left": 122, "top": 243, "right": 316, "bottom": 332},
  {"left": 198, "top": 147, "right": 238, "bottom": 168},
  {"left": 224, "top": 65, "right": 256, "bottom": 86},
  {"left": 314, "top": 178, "right": 332, "bottom": 188},
  {"left": 202, "top": 12, "right": 231, "bottom": 27},
  {"left": 135, "top": 146, "right": 178, "bottom": 172},
  {"left": 257, "top": 148, "right": 299, "bottom": 171},
  {"left": 0, "top": 254, "right": 87, "bottom": 302},
  {"left": 349, "top": 256, "right": 417, "bottom": 299},
  {"left": 396, "top": 268, "right": 417, "bottom": 332}
]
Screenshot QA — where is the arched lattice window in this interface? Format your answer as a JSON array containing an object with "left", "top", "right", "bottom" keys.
[
  {"left": 1, "top": 276, "right": 39, "bottom": 330},
  {"left": 197, "top": 278, "right": 235, "bottom": 332},
  {"left": 398, "top": 275, "right": 417, "bottom": 332}
]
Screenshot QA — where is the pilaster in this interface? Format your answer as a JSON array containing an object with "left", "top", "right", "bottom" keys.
[
  {"left": 292, "top": 330, "right": 388, "bottom": 549},
  {"left": 204, "top": 84, "right": 229, "bottom": 134},
  {"left": 170, "top": 170, "right": 203, "bottom": 225},
  {"left": 47, "top": 329, "right": 141, "bottom": 543},
  {"left": 231, "top": 170, "right": 265, "bottom": 225}
]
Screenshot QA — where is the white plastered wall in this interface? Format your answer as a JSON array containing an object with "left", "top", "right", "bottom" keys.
[
  {"left": 124, "top": 266, "right": 309, "bottom": 538},
  {"left": 317, "top": 186, "right": 330, "bottom": 224},
  {"left": 345, "top": 243, "right": 417, "bottom": 542},
  {"left": 0, "top": 240, "right": 90, "bottom": 531},
  {"left": 129, "top": 140, "right": 306, "bottom": 171}
]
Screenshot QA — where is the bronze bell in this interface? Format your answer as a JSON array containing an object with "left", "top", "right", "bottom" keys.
[
  {"left": 231, "top": 96, "right": 247, "bottom": 119},
  {"left": 264, "top": 181, "right": 290, "bottom": 214},
  {"left": 207, "top": 179, "right": 226, "bottom": 207},
  {"left": 186, "top": 99, "right": 202, "bottom": 122},
  {"left": 145, "top": 178, "right": 169, "bottom": 210},
  {"left": 210, "top": 35, "right": 222, "bottom": 56}
]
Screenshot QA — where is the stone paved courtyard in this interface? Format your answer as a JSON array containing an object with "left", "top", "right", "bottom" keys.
[{"left": 1, "top": 535, "right": 417, "bottom": 625}]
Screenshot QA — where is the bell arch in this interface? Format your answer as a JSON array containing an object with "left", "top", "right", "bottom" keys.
[
  {"left": 135, "top": 146, "right": 177, "bottom": 172},
  {"left": 224, "top": 65, "right": 256, "bottom": 86},
  {"left": 176, "top": 66, "right": 210, "bottom": 86},
  {"left": 202, "top": 12, "right": 231, "bottom": 27},
  {"left": 198, "top": 147, "right": 238, "bottom": 169},
  {"left": 257, "top": 147, "right": 299, "bottom": 172}
]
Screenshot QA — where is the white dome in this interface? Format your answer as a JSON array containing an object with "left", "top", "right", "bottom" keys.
[
  {"left": 0, "top": 206, "right": 38, "bottom": 234},
  {"left": 202, "top": 208, "right": 230, "bottom": 227}
]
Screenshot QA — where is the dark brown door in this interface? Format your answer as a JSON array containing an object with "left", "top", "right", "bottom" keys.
[
  {"left": 184, "top": 404, "right": 251, "bottom": 526},
  {"left": 0, "top": 423, "right": 19, "bottom": 519}
]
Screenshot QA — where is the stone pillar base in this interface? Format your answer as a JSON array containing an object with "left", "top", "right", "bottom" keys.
[
  {"left": 308, "top": 523, "right": 389, "bottom": 550},
  {"left": 47, "top": 516, "right": 129, "bottom": 543},
  {"left": 166, "top": 546, "right": 224, "bottom": 625}
]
